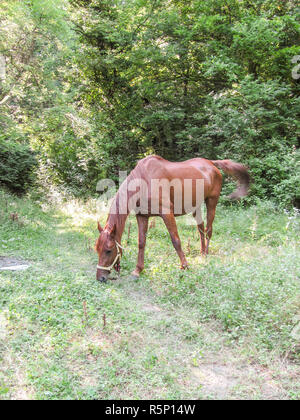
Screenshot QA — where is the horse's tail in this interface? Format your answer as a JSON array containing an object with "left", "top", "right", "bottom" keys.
[{"left": 211, "top": 159, "right": 251, "bottom": 200}]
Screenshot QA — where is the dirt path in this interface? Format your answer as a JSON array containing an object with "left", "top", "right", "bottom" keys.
[{"left": 0, "top": 256, "right": 30, "bottom": 270}]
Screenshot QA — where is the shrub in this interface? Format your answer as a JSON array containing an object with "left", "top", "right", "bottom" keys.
[
  {"left": 274, "top": 149, "right": 300, "bottom": 208},
  {"left": 0, "top": 140, "right": 37, "bottom": 194}
]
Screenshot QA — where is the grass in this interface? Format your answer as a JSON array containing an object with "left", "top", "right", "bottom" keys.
[{"left": 0, "top": 189, "right": 299, "bottom": 400}]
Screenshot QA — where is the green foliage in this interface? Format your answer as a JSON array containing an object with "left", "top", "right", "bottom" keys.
[
  {"left": 70, "top": 0, "right": 299, "bottom": 205},
  {"left": 0, "top": 0, "right": 299, "bottom": 204},
  {"left": 274, "top": 149, "right": 300, "bottom": 208},
  {"left": 0, "top": 141, "right": 37, "bottom": 193},
  {"left": 0, "top": 0, "right": 83, "bottom": 193},
  {"left": 197, "top": 78, "right": 300, "bottom": 205}
]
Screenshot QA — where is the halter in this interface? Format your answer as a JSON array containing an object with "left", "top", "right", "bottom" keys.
[{"left": 97, "top": 240, "right": 124, "bottom": 272}]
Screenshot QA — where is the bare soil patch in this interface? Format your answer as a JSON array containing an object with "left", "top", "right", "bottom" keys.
[{"left": 0, "top": 256, "right": 30, "bottom": 270}]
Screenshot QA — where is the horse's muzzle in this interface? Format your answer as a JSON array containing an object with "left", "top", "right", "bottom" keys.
[{"left": 97, "top": 276, "right": 107, "bottom": 283}]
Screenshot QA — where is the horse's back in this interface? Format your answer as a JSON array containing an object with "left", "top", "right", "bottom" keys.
[{"left": 135, "top": 155, "right": 221, "bottom": 183}]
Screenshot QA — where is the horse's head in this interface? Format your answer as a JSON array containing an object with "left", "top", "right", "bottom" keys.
[{"left": 95, "top": 222, "right": 122, "bottom": 283}]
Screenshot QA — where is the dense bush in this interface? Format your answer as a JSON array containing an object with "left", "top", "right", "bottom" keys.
[
  {"left": 0, "top": 141, "right": 37, "bottom": 194},
  {"left": 274, "top": 149, "right": 300, "bottom": 208}
]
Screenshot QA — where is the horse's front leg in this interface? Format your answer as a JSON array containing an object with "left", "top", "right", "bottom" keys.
[
  {"left": 161, "top": 213, "right": 188, "bottom": 269},
  {"left": 132, "top": 215, "right": 149, "bottom": 278}
]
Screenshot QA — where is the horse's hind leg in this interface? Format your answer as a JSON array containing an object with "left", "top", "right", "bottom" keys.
[
  {"left": 193, "top": 209, "right": 206, "bottom": 255},
  {"left": 161, "top": 213, "right": 188, "bottom": 269},
  {"left": 205, "top": 197, "right": 218, "bottom": 255},
  {"left": 132, "top": 215, "right": 149, "bottom": 278}
]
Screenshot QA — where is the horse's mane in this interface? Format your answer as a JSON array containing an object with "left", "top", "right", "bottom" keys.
[{"left": 105, "top": 166, "right": 137, "bottom": 231}]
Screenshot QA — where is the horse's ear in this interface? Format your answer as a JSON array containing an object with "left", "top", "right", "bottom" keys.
[
  {"left": 97, "top": 222, "right": 103, "bottom": 233},
  {"left": 109, "top": 224, "right": 116, "bottom": 237}
]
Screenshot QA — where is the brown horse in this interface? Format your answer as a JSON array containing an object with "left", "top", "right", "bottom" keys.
[{"left": 95, "top": 155, "right": 250, "bottom": 282}]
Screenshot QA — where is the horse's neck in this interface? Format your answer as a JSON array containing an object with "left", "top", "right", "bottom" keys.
[
  {"left": 106, "top": 188, "right": 130, "bottom": 243},
  {"left": 106, "top": 212, "right": 128, "bottom": 243}
]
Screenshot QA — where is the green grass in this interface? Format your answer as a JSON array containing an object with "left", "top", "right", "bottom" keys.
[{"left": 0, "top": 190, "right": 299, "bottom": 400}]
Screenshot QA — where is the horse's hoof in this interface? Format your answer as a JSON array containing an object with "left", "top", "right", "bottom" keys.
[{"left": 131, "top": 270, "right": 140, "bottom": 279}]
